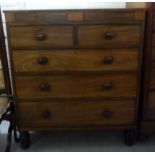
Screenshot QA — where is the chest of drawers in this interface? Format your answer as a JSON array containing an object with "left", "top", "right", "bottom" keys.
[
  {"left": 5, "top": 9, "right": 145, "bottom": 148},
  {"left": 140, "top": 3, "right": 155, "bottom": 134}
]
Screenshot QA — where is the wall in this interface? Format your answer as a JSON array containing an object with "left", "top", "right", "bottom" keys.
[{"left": 0, "top": 0, "right": 126, "bottom": 10}]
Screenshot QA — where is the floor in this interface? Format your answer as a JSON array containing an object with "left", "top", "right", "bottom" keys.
[{"left": 1, "top": 131, "right": 155, "bottom": 152}]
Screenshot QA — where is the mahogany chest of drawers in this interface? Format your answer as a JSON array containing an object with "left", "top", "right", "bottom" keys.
[{"left": 5, "top": 9, "right": 145, "bottom": 147}]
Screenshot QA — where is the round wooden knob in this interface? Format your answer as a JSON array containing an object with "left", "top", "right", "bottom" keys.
[
  {"left": 103, "top": 82, "right": 113, "bottom": 90},
  {"left": 103, "top": 56, "right": 113, "bottom": 64},
  {"left": 37, "top": 57, "right": 48, "bottom": 65},
  {"left": 104, "top": 32, "right": 115, "bottom": 40},
  {"left": 102, "top": 109, "right": 112, "bottom": 118},
  {"left": 42, "top": 110, "right": 51, "bottom": 119},
  {"left": 40, "top": 83, "right": 50, "bottom": 91},
  {"left": 35, "top": 33, "right": 47, "bottom": 41}
]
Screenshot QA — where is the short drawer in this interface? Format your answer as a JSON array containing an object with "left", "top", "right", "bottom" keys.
[
  {"left": 12, "top": 49, "right": 139, "bottom": 73},
  {"left": 15, "top": 74, "right": 137, "bottom": 99},
  {"left": 78, "top": 25, "right": 141, "bottom": 48},
  {"left": 9, "top": 25, "right": 74, "bottom": 49},
  {"left": 17, "top": 100, "right": 135, "bottom": 128}
]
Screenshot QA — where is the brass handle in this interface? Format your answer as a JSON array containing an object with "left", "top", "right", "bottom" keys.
[
  {"left": 102, "top": 109, "right": 112, "bottom": 118},
  {"left": 103, "top": 82, "right": 113, "bottom": 90},
  {"left": 103, "top": 56, "right": 113, "bottom": 64},
  {"left": 104, "top": 32, "right": 115, "bottom": 40},
  {"left": 35, "top": 33, "right": 47, "bottom": 41},
  {"left": 40, "top": 83, "right": 50, "bottom": 91},
  {"left": 42, "top": 110, "right": 51, "bottom": 119},
  {"left": 37, "top": 57, "right": 48, "bottom": 65}
]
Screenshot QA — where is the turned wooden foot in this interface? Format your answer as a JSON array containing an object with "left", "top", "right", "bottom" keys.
[
  {"left": 124, "top": 129, "right": 136, "bottom": 146},
  {"left": 20, "top": 132, "right": 30, "bottom": 149}
]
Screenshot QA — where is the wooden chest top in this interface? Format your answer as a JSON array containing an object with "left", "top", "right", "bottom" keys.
[{"left": 5, "top": 9, "right": 145, "bottom": 25}]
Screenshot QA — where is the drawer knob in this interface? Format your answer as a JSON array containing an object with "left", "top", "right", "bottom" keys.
[
  {"left": 103, "top": 82, "right": 113, "bottom": 90},
  {"left": 103, "top": 56, "right": 113, "bottom": 64},
  {"left": 104, "top": 32, "right": 115, "bottom": 40},
  {"left": 42, "top": 110, "right": 51, "bottom": 119},
  {"left": 102, "top": 109, "right": 112, "bottom": 118},
  {"left": 37, "top": 57, "right": 48, "bottom": 65},
  {"left": 35, "top": 33, "right": 47, "bottom": 41},
  {"left": 40, "top": 83, "right": 50, "bottom": 91}
]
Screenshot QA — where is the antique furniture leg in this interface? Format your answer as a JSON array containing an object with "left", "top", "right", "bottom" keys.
[
  {"left": 11, "top": 101, "right": 20, "bottom": 144},
  {"left": 0, "top": 100, "right": 19, "bottom": 152},
  {"left": 20, "top": 132, "right": 30, "bottom": 149},
  {"left": 13, "top": 126, "right": 19, "bottom": 143},
  {"left": 5, "top": 119, "right": 19, "bottom": 151},
  {"left": 5, "top": 120, "right": 13, "bottom": 152},
  {"left": 124, "top": 129, "right": 136, "bottom": 146}
]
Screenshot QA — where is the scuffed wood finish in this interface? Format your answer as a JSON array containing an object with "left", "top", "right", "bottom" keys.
[
  {"left": 134, "top": 10, "right": 146, "bottom": 21},
  {"left": 18, "top": 100, "right": 135, "bottom": 128},
  {"left": 67, "top": 12, "right": 84, "bottom": 21},
  {"left": 9, "top": 26, "right": 74, "bottom": 49},
  {"left": 12, "top": 49, "right": 139, "bottom": 73},
  {"left": 126, "top": 2, "right": 146, "bottom": 9},
  {"left": 84, "top": 10, "right": 135, "bottom": 23},
  {"left": 15, "top": 74, "right": 137, "bottom": 99},
  {"left": 78, "top": 25, "right": 141, "bottom": 48}
]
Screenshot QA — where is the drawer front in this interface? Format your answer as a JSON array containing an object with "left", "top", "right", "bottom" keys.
[
  {"left": 15, "top": 74, "right": 137, "bottom": 99},
  {"left": 12, "top": 49, "right": 139, "bottom": 73},
  {"left": 18, "top": 100, "right": 135, "bottom": 128},
  {"left": 9, "top": 26, "right": 74, "bottom": 49},
  {"left": 78, "top": 25, "right": 141, "bottom": 48}
]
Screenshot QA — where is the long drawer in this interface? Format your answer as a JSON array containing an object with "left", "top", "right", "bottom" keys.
[
  {"left": 9, "top": 25, "right": 74, "bottom": 49},
  {"left": 78, "top": 25, "right": 141, "bottom": 48},
  {"left": 12, "top": 49, "right": 139, "bottom": 73},
  {"left": 15, "top": 74, "right": 137, "bottom": 99},
  {"left": 17, "top": 100, "right": 135, "bottom": 128}
]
